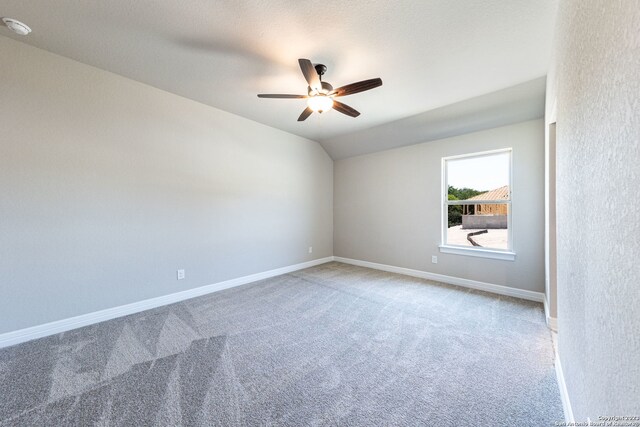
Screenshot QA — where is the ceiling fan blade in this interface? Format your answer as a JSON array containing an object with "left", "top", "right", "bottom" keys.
[
  {"left": 298, "top": 58, "right": 322, "bottom": 92},
  {"left": 332, "top": 101, "right": 360, "bottom": 118},
  {"left": 298, "top": 107, "right": 314, "bottom": 121},
  {"left": 257, "top": 94, "right": 307, "bottom": 99},
  {"left": 331, "top": 78, "right": 382, "bottom": 97}
]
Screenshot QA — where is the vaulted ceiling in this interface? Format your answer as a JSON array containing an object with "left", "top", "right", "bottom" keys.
[{"left": 0, "top": 0, "right": 558, "bottom": 157}]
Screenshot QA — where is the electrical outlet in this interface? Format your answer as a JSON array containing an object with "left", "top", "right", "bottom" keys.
[
  {"left": 308, "top": 246, "right": 313, "bottom": 254},
  {"left": 177, "top": 269, "right": 185, "bottom": 280},
  {"left": 431, "top": 256, "right": 438, "bottom": 264}
]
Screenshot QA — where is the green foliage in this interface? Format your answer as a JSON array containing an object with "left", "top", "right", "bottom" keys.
[
  {"left": 447, "top": 186, "right": 485, "bottom": 227},
  {"left": 448, "top": 204, "right": 462, "bottom": 227},
  {"left": 448, "top": 186, "right": 485, "bottom": 200}
]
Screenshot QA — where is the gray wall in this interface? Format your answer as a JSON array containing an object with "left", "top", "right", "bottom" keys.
[
  {"left": 544, "top": 120, "right": 558, "bottom": 320},
  {"left": 334, "top": 119, "right": 545, "bottom": 293},
  {"left": 549, "top": 0, "right": 640, "bottom": 418},
  {"left": 0, "top": 36, "right": 333, "bottom": 334}
]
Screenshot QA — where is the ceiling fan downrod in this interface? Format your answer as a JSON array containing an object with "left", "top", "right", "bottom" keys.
[
  {"left": 311, "top": 64, "right": 333, "bottom": 95},
  {"left": 314, "top": 64, "right": 327, "bottom": 81}
]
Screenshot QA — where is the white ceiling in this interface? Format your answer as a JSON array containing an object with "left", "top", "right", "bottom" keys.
[
  {"left": 323, "top": 77, "right": 547, "bottom": 159},
  {"left": 0, "top": 0, "right": 558, "bottom": 145}
]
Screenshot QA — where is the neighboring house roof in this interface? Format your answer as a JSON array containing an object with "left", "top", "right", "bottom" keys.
[{"left": 467, "top": 185, "right": 510, "bottom": 201}]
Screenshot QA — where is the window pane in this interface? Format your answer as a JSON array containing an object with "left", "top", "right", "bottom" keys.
[
  {"left": 446, "top": 203, "right": 509, "bottom": 250},
  {"left": 447, "top": 152, "right": 509, "bottom": 200}
]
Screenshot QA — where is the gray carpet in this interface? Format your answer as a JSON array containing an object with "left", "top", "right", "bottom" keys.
[{"left": 0, "top": 262, "right": 563, "bottom": 426}]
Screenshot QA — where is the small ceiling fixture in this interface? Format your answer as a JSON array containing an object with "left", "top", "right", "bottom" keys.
[
  {"left": 2, "top": 18, "right": 32, "bottom": 35},
  {"left": 258, "top": 59, "right": 382, "bottom": 121}
]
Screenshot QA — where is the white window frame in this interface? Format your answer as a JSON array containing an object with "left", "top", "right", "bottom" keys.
[{"left": 439, "top": 148, "right": 516, "bottom": 261}]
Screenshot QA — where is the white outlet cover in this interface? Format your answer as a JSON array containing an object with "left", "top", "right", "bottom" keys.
[
  {"left": 177, "top": 269, "right": 185, "bottom": 280},
  {"left": 308, "top": 247, "right": 313, "bottom": 253},
  {"left": 431, "top": 256, "right": 438, "bottom": 264}
]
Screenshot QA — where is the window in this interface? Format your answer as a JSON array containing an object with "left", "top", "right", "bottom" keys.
[{"left": 440, "top": 149, "right": 515, "bottom": 261}]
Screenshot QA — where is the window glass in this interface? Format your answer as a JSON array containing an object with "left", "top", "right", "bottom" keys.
[{"left": 444, "top": 150, "right": 511, "bottom": 252}]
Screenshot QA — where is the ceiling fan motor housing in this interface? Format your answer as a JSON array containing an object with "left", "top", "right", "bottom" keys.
[{"left": 309, "top": 81, "right": 334, "bottom": 96}]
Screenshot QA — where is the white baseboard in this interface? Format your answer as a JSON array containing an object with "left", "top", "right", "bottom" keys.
[
  {"left": 0, "top": 256, "right": 547, "bottom": 348},
  {"left": 0, "top": 256, "right": 334, "bottom": 349},
  {"left": 544, "top": 297, "right": 558, "bottom": 331},
  {"left": 333, "top": 257, "right": 545, "bottom": 302},
  {"left": 555, "top": 350, "right": 574, "bottom": 423}
]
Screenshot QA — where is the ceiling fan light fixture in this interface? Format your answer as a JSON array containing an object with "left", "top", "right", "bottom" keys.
[{"left": 307, "top": 95, "right": 333, "bottom": 113}]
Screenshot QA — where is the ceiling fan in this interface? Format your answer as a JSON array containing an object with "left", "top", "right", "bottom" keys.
[{"left": 257, "top": 59, "right": 383, "bottom": 121}]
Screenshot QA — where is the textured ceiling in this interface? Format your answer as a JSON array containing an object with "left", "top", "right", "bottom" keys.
[
  {"left": 0, "top": 0, "right": 557, "bottom": 144},
  {"left": 323, "top": 77, "right": 546, "bottom": 159}
]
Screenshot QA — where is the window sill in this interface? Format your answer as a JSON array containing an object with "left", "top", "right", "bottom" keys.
[{"left": 438, "top": 245, "right": 516, "bottom": 261}]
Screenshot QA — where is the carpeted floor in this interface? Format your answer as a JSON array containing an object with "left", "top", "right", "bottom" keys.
[{"left": 0, "top": 262, "right": 563, "bottom": 426}]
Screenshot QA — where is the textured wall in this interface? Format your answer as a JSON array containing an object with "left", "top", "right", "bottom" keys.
[
  {"left": 334, "top": 120, "right": 545, "bottom": 293},
  {"left": 551, "top": 0, "right": 640, "bottom": 418},
  {"left": 544, "top": 116, "right": 558, "bottom": 320},
  {"left": 0, "top": 37, "right": 333, "bottom": 334}
]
